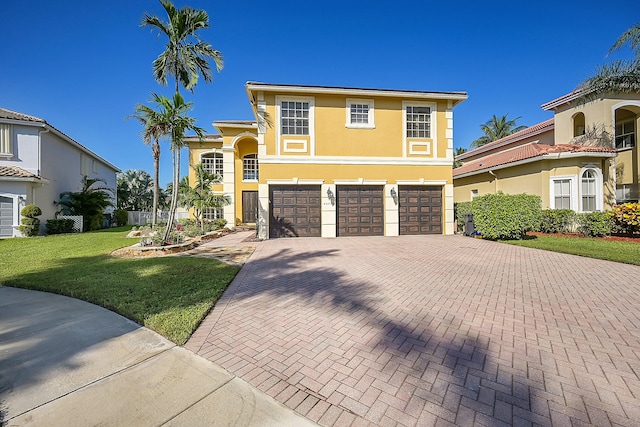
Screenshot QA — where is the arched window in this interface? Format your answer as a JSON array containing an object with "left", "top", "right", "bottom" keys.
[
  {"left": 581, "top": 169, "right": 597, "bottom": 212},
  {"left": 201, "top": 152, "right": 223, "bottom": 178},
  {"left": 243, "top": 154, "right": 258, "bottom": 181},
  {"left": 573, "top": 112, "right": 585, "bottom": 137}
]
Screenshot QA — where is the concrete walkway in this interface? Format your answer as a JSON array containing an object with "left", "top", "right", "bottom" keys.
[
  {"left": 187, "top": 235, "right": 640, "bottom": 426},
  {"left": 0, "top": 286, "right": 317, "bottom": 426}
]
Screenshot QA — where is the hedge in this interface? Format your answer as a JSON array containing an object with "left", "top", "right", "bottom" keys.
[{"left": 472, "top": 192, "right": 541, "bottom": 240}]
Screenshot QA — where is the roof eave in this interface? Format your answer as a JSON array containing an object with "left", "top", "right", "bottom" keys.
[{"left": 0, "top": 176, "right": 50, "bottom": 183}]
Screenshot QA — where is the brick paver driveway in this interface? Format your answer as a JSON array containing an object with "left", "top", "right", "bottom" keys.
[{"left": 187, "top": 235, "right": 640, "bottom": 426}]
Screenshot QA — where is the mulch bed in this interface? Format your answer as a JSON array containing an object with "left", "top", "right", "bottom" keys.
[{"left": 527, "top": 232, "right": 640, "bottom": 243}]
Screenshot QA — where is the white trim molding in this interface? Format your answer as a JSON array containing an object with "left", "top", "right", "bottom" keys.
[
  {"left": 409, "top": 141, "right": 431, "bottom": 155},
  {"left": 276, "top": 95, "right": 315, "bottom": 157},
  {"left": 258, "top": 155, "right": 452, "bottom": 166},
  {"left": 402, "top": 101, "right": 437, "bottom": 158},
  {"left": 283, "top": 139, "right": 308, "bottom": 153},
  {"left": 579, "top": 165, "right": 604, "bottom": 212},
  {"left": 549, "top": 175, "right": 578, "bottom": 210}
]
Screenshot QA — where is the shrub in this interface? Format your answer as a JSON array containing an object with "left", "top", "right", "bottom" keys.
[
  {"left": 576, "top": 211, "right": 612, "bottom": 237},
  {"left": 18, "top": 204, "right": 42, "bottom": 237},
  {"left": 539, "top": 209, "right": 576, "bottom": 234},
  {"left": 472, "top": 192, "right": 541, "bottom": 240},
  {"left": 46, "top": 218, "right": 75, "bottom": 235},
  {"left": 114, "top": 209, "right": 128, "bottom": 227},
  {"left": 454, "top": 202, "right": 473, "bottom": 233},
  {"left": 611, "top": 203, "right": 640, "bottom": 235},
  {"left": 212, "top": 218, "right": 227, "bottom": 229}
]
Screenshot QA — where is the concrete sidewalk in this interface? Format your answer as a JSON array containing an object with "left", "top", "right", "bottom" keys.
[{"left": 0, "top": 286, "right": 316, "bottom": 426}]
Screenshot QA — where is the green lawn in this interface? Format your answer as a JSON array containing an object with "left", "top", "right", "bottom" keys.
[
  {"left": 503, "top": 235, "right": 640, "bottom": 266},
  {"left": 0, "top": 227, "right": 239, "bottom": 345}
]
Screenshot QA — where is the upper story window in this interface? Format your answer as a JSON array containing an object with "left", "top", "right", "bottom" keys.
[
  {"left": 573, "top": 112, "right": 586, "bottom": 137},
  {"left": 0, "top": 124, "right": 12, "bottom": 155},
  {"left": 202, "top": 152, "right": 223, "bottom": 178},
  {"left": 406, "top": 106, "right": 431, "bottom": 138},
  {"left": 615, "top": 119, "right": 635, "bottom": 149},
  {"left": 281, "top": 101, "right": 309, "bottom": 135},
  {"left": 243, "top": 154, "right": 258, "bottom": 181},
  {"left": 346, "top": 99, "right": 375, "bottom": 129}
]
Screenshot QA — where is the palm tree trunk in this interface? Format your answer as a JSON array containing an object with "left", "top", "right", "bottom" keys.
[
  {"left": 152, "top": 140, "right": 160, "bottom": 227},
  {"left": 163, "top": 146, "right": 180, "bottom": 243}
]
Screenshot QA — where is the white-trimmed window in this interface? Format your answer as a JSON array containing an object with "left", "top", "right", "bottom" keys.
[
  {"left": 581, "top": 169, "right": 596, "bottom": 212},
  {"left": 0, "top": 124, "right": 11, "bottom": 155},
  {"left": 406, "top": 105, "right": 432, "bottom": 138},
  {"left": 201, "top": 152, "right": 223, "bottom": 178},
  {"left": 471, "top": 189, "right": 478, "bottom": 200},
  {"left": 615, "top": 119, "right": 636, "bottom": 149},
  {"left": 550, "top": 176, "right": 577, "bottom": 210},
  {"left": 203, "top": 207, "right": 223, "bottom": 220},
  {"left": 243, "top": 154, "right": 258, "bottom": 181},
  {"left": 346, "top": 99, "right": 374, "bottom": 129},
  {"left": 281, "top": 101, "right": 309, "bottom": 135}
]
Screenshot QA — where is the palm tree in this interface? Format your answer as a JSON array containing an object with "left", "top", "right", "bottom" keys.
[
  {"left": 141, "top": 0, "right": 223, "bottom": 237},
  {"left": 470, "top": 114, "right": 527, "bottom": 149},
  {"left": 57, "top": 176, "right": 115, "bottom": 231},
  {"left": 578, "top": 23, "right": 640, "bottom": 99},
  {"left": 180, "top": 163, "right": 230, "bottom": 233},
  {"left": 117, "top": 169, "right": 154, "bottom": 211},
  {"left": 130, "top": 98, "right": 171, "bottom": 226}
]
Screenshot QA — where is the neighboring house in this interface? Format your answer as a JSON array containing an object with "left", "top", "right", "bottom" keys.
[
  {"left": 0, "top": 108, "right": 119, "bottom": 237},
  {"left": 188, "top": 82, "right": 467, "bottom": 239},
  {"left": 453, "top": 90, "right": 640, "bottom": 211}
]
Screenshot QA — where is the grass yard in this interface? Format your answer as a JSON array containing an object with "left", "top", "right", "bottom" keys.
[
  {"left": 0, "top": 227, "right": 239, "bottom": 345},
  {"left": 503, "top": 234, "right": 640, "bottom": 266}
]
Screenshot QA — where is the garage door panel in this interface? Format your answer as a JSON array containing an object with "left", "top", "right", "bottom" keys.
[
  {"left": 270, "top": 185, "right": 322, "bottom": 238},
  {"left": 337, "top": 186, "right": 384, "bottom": 236},
  {"left": 398, "top": 186, "right": 442, "bottom": 235}
]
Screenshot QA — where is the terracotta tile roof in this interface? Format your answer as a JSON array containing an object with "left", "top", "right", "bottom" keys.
[
  {"left": 453, "top": 142, "right": 617, "bottom": 178},
  {"left": 0, "top": 108, "right": 45, "bottom": 123},
  {"left": 541, "top": 88, "right": 594, "bottom": 110},
  {"left": 457, "top": 119, "right": 555, "bottom": 161},
  {"left": 0, "top": 166, "right": 40, "bottom": 179}
]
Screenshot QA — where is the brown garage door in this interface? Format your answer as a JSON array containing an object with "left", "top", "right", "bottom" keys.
[
  {"left": 270, "top": 185, "right": 321, "bottom": 238},
  {"left": 337, "top": 185, "right": 384, "bottom": 236},
  {"left": 398, "top": 186, "right": 442, "bottom": 235}
]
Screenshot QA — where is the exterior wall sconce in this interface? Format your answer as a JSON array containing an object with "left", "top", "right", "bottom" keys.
[
  {"left": 327, "top": 188, "right": 335, "bottom": 206},
  {"left": 390, "top": 187, "right": 398, "bottom": 205}
]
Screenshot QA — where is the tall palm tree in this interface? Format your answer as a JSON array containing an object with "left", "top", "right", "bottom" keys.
[
  {"left": 578, "top": 23, "right": 640, "bottom": 99},
  {"left": 141, "top": 0, "right": 223, "bottom": 236},
  {"left": 470, "top": 114, "right": 527, "bottom": 149}
]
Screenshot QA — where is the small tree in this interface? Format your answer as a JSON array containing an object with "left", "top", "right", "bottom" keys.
[
  {"left": 180, "top": 163, "right": 230, "bottom": 233},
  {"left": 18, "top": 204, "right": 42, "bottom": 237},
  {"left": 57, "top": 177, "right": 114, "bottom": 231}
]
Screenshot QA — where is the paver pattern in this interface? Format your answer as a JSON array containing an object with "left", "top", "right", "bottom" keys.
[{"left": 187, "top": 235, "right": 640, "bottom": 426}]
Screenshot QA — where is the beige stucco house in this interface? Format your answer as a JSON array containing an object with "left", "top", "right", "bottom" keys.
[{"left": 454, "top": 90, "right": 640, "bottom": 211}]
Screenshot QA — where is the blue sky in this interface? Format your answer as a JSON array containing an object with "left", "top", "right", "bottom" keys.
[{"left": 2, "top": 1, "right": 638, "bottom": 187}]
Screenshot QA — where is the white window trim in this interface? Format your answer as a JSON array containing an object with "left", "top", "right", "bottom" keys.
[
  {"left": 283, "top": 139, "right": 308, "bottom": 153},
  {"left": 402, "top": 101, "right": 437, "bottom": 158},
  {"left": 200, "top": 150, "right": 224, "bottom": 177},
  {"left": 0, "top": 123, "right": 13, "bottom": 157},
  {"left": 549, "top": 175, "right": 578, "bottom": 210},
  {"left": 242, "top": 153, "right": 259, "bottom": 182},
  {"left": 409, "top": 141, "right": 431, "bottom": 155},
  {"left": 275, "top": 95, "right": 315, "bottom": 157},
  {"left": 579, "top": 166, "right": 603, "bottom": 212},
  {"left": 345, "top": 98, "right": 375, "bottom": 129}
]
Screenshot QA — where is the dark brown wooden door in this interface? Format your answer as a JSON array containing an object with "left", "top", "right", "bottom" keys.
[
  {"left": 242, "top": 191, "right": 258, "bottom": 223},
  {"left": 398, "top": 186, "right": 442, "bottom": 235},
  {"left": 337, "top": 185, "right": 384, "bottom": 236},
  {"left": 269, "top": 185, "right": 321, "bottom": 238}
]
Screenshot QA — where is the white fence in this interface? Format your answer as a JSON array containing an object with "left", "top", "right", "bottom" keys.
[{"left": 127, "top": 210, "right": 189, "bottom": 226}]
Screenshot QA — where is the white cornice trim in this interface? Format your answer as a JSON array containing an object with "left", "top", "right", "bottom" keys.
[
  {"left": 266, "top": 179, "right": 324, "bottom": 185},
  {"left": 0, "top": 176, "right": 50, "bottom": 183},
  {"left": 396, "top": 179, "right": 447, "bottom": 185},
  {"left": 259, "top": 155, "right": 453, "bottom": 166}
]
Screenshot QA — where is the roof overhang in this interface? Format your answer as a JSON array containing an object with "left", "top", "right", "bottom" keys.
[
  {"left": 0, "top": 176, "right": 50, "bottom": 184},
  {"left": 245, "top": 82, "right": 468, "bottom": 106},
  {"left": 453, "top": 151, "right": 617, "bottom": 179}
]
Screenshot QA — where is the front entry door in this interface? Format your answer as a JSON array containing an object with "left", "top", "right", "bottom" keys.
[{"left": 242, "top": 191, "right": 258, "bottom": 223}]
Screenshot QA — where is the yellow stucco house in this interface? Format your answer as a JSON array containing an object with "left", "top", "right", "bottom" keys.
[
  {"left": 188, "top": 82, "right": 467, "bottom": 239},
  {"left": 454, "top": 90, "right": 640, "bottom": 211}
]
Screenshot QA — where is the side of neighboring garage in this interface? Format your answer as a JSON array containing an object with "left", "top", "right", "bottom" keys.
[{"left": 268, "top": 183, "right": 443, "bottom": 238}]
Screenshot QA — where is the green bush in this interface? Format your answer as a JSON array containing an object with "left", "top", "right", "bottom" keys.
[
  {"left": 576, "top": 211, "right": 612, "bottom": 237},
  {"left": 46, "top": 218, "right": 75, "bottom": 235},
  {"left": 539, "top": 209, "right": 576, "bottom": 234},
  {"left": 454, "top": 202, "right": 473, "bottom": 233},
  {"left": 87, "top": 213, "right": 104, "bottom": 231},
  {"left": 611, "top": 203, "right": 640, "bottom": 235},
  {"left": 18, "top": 204, "right": 42, "bottom": 237},
  {"left": 114, "top": 209, "right": 128, "bottom": 227},
  {"left": 472, "top": 192, "right": 541, "bottom": 240},
  {"left": 212, "top": 218, "right": 227, "bottom": 229}
]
